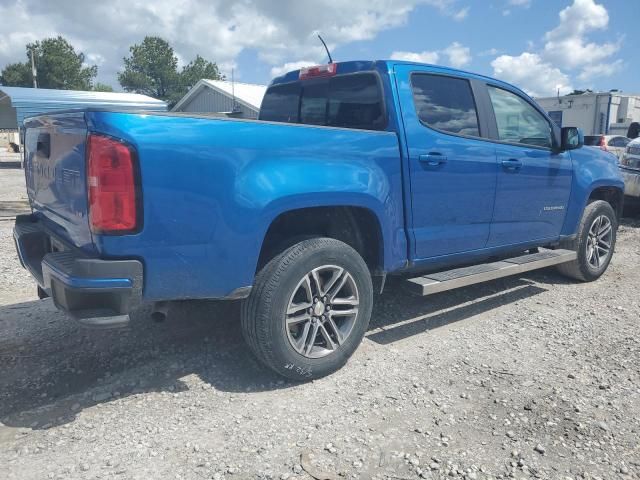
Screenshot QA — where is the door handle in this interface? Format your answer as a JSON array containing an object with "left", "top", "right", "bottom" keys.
[
  {"left": 419, "top": 153, "right": 448, "bottom": 166},
  {"left": 501, "top": 159, "right": 522, "bottom": 170}
]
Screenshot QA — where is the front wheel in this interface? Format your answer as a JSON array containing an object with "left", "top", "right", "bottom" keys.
[
  {"left": 557, "top": 200, "right": 617, "bottom": 281},
  {"left": 241, "top": 238, "right": 373, "bottom": 380}
]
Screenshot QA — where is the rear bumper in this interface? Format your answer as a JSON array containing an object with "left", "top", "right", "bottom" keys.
[
  {"left": 620, "top": 167, "right": 640, "bottom": 199},
  {"left": 13, "top": 214, "right": 143, "bottom": 320}
]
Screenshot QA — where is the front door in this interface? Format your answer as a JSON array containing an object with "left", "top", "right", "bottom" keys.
[
  {"left": 393, "top": 65, "right": 498, "bottom": 259},
  {"left": 484, "top": 85, "right": 572, "bottom": 247}
]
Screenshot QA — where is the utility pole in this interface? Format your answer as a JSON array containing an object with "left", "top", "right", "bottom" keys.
[{"left": 30, "top": 48, "right": 37, "bottom": 88}]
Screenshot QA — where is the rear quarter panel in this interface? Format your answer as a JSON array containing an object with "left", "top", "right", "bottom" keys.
[{"left": 86, "top": 112, "right": 405, "bottom": 301}]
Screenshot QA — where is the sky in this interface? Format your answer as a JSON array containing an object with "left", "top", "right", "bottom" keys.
[{"left": 0, "top": 0, "right": 637, "bottom": 98}]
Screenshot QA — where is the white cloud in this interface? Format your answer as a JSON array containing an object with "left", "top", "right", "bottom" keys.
[
  {"left": 503, "top": 0, "right": 531, "bottom": 15},
  {"left": 479, "top": 48, "right": 501, "bottom": 57},
  {"left": 491, "top": 52, "right": 572, "bottom": 97},
  {"left": 86, "top": 53, "right": 106, "bottom": 66},
  {"left": 442, "top": 42, "right": 471, "bottom": 68},
  {"left": 391, "top": 42, "right": 471, "bottom": 68},
  {"left": 543, "top": 0, "right": 621, "bottom": 71},
  {"left": 270, "top": 60, "right": 316, "bottom": 78},
  {"left": 492, "top": 0, "right": 623, "bottom": 96},
  {"left": 577, "top": 59, "right": 624, "bottom": 82},
  {"left": 390, "top": 50, "right": 440, "bottom": 64},
  {"left": 452, "top": 7, "right": 469, "bottom": 21},
  {"left": 0, "top": 0, "right": 456, "bottom": 87}
]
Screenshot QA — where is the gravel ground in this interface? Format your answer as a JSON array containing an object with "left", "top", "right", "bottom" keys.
[{"left": 0, "top": 168, "right": 639, "bottom": 480}]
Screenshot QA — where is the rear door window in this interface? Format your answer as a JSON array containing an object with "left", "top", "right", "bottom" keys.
[
  {"left": 609, "top": 137, "right": 630, "bottom": 147},
  {"left": 410, "top": 73, "right": 480, "bottom": 137}
]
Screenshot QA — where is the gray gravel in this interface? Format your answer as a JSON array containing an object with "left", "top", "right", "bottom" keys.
[{"left": 0, "top": 168, "right": 639, "bottom": 480}]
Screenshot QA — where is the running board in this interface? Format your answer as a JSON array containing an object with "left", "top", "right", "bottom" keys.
[{"left": 406, "top": 249, "right": 577, "bottom": 296}]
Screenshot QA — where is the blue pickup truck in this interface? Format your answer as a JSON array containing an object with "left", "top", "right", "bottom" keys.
[{"left": 14, "top": 60, "right": 624, "bottom": 379}]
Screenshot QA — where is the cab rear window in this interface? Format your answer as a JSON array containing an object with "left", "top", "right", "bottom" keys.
[
  {"left": 259, "top": 73, "right": 386, "bottom": 131},
  {"left": 259, "top": 82, "right": 301, "bottom": 123}
]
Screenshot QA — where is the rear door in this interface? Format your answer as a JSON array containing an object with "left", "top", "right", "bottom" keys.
[
  {"left": 24, "top": 113, "right": 93, "bottom": 251},
  {"left": 484, "top": 85, "right": 572, "bottom": 247},
  {"left": 393, "top": 65, "right": 498, "bottom": 259}
]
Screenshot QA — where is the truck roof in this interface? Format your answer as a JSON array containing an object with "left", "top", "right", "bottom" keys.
[{"left": 268, "top": 59, "right": 529, "bottom": 99}]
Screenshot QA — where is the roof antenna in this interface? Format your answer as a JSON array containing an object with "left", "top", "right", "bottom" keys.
[{"left": 317, "top": 34, "right": 333, "bottom": 63}]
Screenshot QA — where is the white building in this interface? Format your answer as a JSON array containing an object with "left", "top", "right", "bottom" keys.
[
  {"left": 0, "top": 86, "right": 166, "bottom": 152},
  {"left": 535, "top": 91, "right": 640, "bottom": 136},
  {"left": 172, "top": 79, "right": 267, "bottom": 119},
  {"left": 0, "top": 86, "right": 166, "bottom": 132}
]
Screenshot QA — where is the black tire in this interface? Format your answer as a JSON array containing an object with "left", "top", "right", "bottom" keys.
[
  {"left": 557, "top": 200, "right": 617, "bottom": 281},
  {"left": 241, "top": 238, "right": 373, "bottom": 380}
]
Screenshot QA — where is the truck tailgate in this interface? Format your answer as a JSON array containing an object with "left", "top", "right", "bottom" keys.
[{"left": 23, "top": 112, "right": 93, "bottom": 252}]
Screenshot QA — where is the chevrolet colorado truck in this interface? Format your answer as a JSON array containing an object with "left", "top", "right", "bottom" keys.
[{"left": 14, "top": 60, "right": 624, "bottom": 380}]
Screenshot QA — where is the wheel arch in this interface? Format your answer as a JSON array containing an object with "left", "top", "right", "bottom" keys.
[
  {"left": 256, "top": 203, "right": 386, "bottom": 274},
  {"left": 562, "top": 180, "right": 625, "bottom": 236},
  {"left": 587, "top": 185, "right": 624, "bottom": 221}
]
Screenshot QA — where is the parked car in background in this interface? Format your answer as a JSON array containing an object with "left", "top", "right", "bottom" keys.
[
  {"left": 620, "top": 137, "right": 640, "bottom": 204},
  {"left": 584, "top": 135, "right": 630, "bottom": 161}
]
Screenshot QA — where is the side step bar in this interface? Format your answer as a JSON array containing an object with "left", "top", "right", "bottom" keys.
[{"left": 406, "top": 249, "right": 577, "bottom": 296}]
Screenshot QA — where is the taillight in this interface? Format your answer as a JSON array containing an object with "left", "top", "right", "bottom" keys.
[
  {"left": 87, "top": 134, "right": 139, "bottom": 234},
  {"left": 299, "top": 63, "right": 337, "bottom": 80},
  {"left": 599, "top": 136, "right": 608, "bottom": 151}
]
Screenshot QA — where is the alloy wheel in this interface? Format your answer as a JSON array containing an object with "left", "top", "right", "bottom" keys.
[
  {"left": 285, "top": 265, "right": 359, "bottom": 359},
  {"left": 586, "top": 214, "right": 613, "bottom": 269}
]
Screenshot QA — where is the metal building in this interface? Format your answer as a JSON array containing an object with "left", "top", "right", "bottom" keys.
[
  {"left": 0, "top": 86, "right": 167, "bottom": 133},
  {"left": 535, "top": 91, "right": 640, "bottom": 136},
  {"left": 172, "top": 79, "right": 267, "bottom": 119}
]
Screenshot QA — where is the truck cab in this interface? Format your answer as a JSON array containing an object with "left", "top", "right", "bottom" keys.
[{"left": 260, "top": 61, "right": 622, "bottom": 266}]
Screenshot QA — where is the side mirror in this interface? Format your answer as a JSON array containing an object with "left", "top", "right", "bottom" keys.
[{"left": 561, "top": 127, "right": 583, "bottom": 151}]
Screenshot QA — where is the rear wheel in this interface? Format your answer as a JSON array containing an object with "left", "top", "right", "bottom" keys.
[
  {"left": 241, "top": 238, "right": 373, "bottom": 380},
  {"left": 557, "top": 200, "right": 617, "bottom": 281}
]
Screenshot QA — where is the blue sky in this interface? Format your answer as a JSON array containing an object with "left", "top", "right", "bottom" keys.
[
  {"left": 0, "top": 0, "right": 637, "bottom": 97},
  {"left": 242, "top": 0, "right": 638, "bottom": 97}
]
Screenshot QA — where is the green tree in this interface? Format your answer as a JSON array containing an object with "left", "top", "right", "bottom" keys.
[
  {"left": 93, "top": 82, "right": 114, "bottom": 92},
  {"left": 0, "top": 62, "right": 32, "bottom": 86},
  {"left": 118, "top": 37, "right": 180, "bottom": 99},
  {"left": 180, "top": 55, "right": 224, "bottom": 89},
  {"left": 568, "top": 89, "right": 593, "bottom": 96},
  {"left": 0, "top": 36, "right": 97, "bottom": 90},
  {"left": 118, "top": 36, "right": 223, "bottom": 106}
]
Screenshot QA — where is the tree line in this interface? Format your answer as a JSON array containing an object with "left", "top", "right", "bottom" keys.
[{"left": 0, "top": 36, "right": 223, "bottom": 106}]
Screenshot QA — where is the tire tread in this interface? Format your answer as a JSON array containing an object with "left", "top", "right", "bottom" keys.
[
  {"left": 557, "top": 200, "right": 616, "bottom": 281},
  {"left": 241, "top": 237, "right": 371, "bottom": 379}
]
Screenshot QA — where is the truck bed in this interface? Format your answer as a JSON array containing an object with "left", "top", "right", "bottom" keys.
[{"left": 22, "top": 110, "right": 405, "bottom": 301}]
